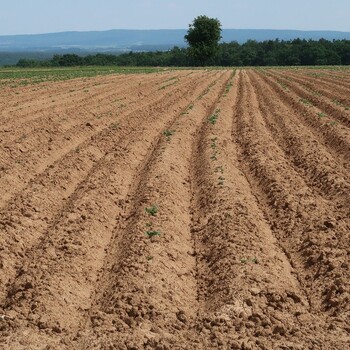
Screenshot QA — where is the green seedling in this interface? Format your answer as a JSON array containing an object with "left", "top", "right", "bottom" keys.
[
  {"left": 317, "top": 112, "right": 327, "bottom": 118},
  {"left": 218, "top": 174, "right": 225, "bottom": 185},
  {"left": 208, "top": 109, "right": 220, "bottom": 125},
  {"left": 146, "top": 255, "right": 154, "bottom": 261},
  {"left": 18, "top": 133, "right": 27, "bottom": 142},
  {"left": 145, "top": 205, "right": 158, "bottom": 216},
  {"left": 224, "top": 212, "right": 232, "bottom": 219},
  {"left": 208, "top": 114, "right": 218, "bottom": 125},
  {"left": 332, "top": 99, "right": 341, "bottom": 106},
  {"left": 163, "top": 129, "right": 175, "bottom": 141},
  {"left": 111, "top": 122, "right": 119, "bottom": 130},
  {"left": 277, "top": 80, "right": 289, "bottom": 90},
  {"left": 164, "top": 76, "right": 177, "bottom": 83},
  {"left": 332, "top": 99, "right": 349, "bottom": 110},
  {"left": 115, "top": 97, "right": 126, "bottom": 102},
  {"left": 224, "top": 81, "right": 233, "bottom": 95},
  {"left": 181, "top": 103, "right": 194, "bottom": 115},
  {"left": 158, "top": 79, "right": 178, "bottom": 90},
  {"left": 146, "top": 230, "right": 160, "bottom": 238},
  {"left": 200, "top": 81, "right": 211, "bottom": 91},
  {"left": 210, "top": 152, "right": 218, "bottom": 161},
  {"left": 215, "top": 166, "right": 224, "bottom": 174},
  {"left": 299, "top": 98, "right": 312, "bottom": 106},
  {"left": 240, "top": 257, "right": 259, "bottom": 264},
  {"left": 198, "top": 81, "right": 216, "bottom": 99}
]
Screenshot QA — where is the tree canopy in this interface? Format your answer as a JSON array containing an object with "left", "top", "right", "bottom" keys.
[
  {"left": 184, "top": 15, "right": 222, "bottom": 66},
  {"left": 15, "top": 39, "right": 350, "bottom": 68}
]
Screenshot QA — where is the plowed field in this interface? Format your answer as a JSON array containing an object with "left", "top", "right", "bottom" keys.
[{"left": 0, "top": 68, "right": 349, "bottom": 349}]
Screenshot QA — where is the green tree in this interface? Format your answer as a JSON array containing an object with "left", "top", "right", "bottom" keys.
[
  {"left": 185, "top": 15, "right": 222, "bottom": 66},
  {"left": 16, "top": 58, "right": 42, "bottom": 67}
]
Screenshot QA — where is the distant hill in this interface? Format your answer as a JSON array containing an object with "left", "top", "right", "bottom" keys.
[
  {"left": 1, "top": 29, "right": 350, "bottom": 52},
  {"left": 1, "top": 29, "right": 350, "bottom": 66}
]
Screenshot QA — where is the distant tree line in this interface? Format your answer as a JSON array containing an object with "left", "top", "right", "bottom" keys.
[{"left": 16, "top": 39, "right": 350, "bottom": 68}]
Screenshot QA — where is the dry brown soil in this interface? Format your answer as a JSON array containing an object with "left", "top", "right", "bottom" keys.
[{"left": 0, "top": 69, "right": 349, "bottom": 349}]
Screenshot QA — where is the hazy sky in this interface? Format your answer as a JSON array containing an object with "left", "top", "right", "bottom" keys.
[{"left": 0, "top": 0, "right": 349, "bottom": 35}]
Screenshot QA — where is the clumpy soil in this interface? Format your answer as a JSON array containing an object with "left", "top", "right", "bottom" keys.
[{"left": 0, "top": 68, "right": 349, "bottom": 349}]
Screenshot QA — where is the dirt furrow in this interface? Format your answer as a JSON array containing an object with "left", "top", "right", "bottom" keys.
[
  {"left": 280, "top": 69, "right": 350, "bottom": 98},
  {"left": 295, "top": 68, "right": 350, "bottom": 86},
  {"left": 255, "top": 70, "right": 350, "bottom": 169},
  {"left": 231, "top": 70, "right": 349, "bottom": 348},
  {"left": 0, "top": 72, "right": 189, "bottom": 207},
  {"left": 0, "top": 71, "right": 211, "bottom": 298},
  {"left": 247, "top": 70, "right": 350, "bottom": 207},
  {"left": 0, "top": 76, "right": 109, "bottom": 111},
  {"left": 323, "top": 75, "right": 350, "bottom": 86},
  {"left": 0, "top": 71, "right": 181, "bottom": 124},
  {"left": 268, "top": 70, "right": 350, "bottom": 127},
  {"left": 71, "top": 70, "right": 231, "bottom": 350},
  {"left": 0, "top": 70, "right": 223, "bottom": 349},
  {"left": 0, "top": 72, "right": 121, "bottom": 97},
  {"left": 1, "top": 68, "right": 349, "bottom": 349},
  {"left": 0, "top": 71, "right": 184, "bottom": 159},
  {"left": 0, "top": 74, "right": 135, "bottom": 126},
  {"left": 297, "top": 70, "right": 350, "bottom": 90},
  {"left": 0, "top": 71, "right": 179, "bottom": 154},
  {"left": 184, "top": 70, "right": 325, "bottom": 349}
]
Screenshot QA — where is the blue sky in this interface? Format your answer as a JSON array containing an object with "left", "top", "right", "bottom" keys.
[{"left": 0, "top": 0, "right": 349, "bottom": 35}]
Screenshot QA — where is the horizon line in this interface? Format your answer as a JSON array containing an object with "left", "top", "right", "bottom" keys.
[{"left": 1, "top": 27, "right": 350, "bottom": 37}]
